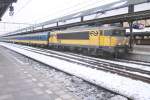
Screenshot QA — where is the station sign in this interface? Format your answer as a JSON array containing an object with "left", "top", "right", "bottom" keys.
[{"left": 132, "top": 23, "right": 145, "bottom": 29}]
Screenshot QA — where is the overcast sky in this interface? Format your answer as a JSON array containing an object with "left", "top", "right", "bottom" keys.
[{"left": 0, "top": 0, "right": 119, "bottom": 34}]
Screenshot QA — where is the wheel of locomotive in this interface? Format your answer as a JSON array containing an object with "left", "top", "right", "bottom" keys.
[
  {"left": 82, "top": 48, "right": 88, "bottom": 55},
  {"left": 114, "top": 51, "right": 118, "bottom": 58},
  {"left": 60, "top": 46, "right": 66, "bottom": 51},
  {"left": 102, "top": 51, "right": 114, "bottom": 58}
]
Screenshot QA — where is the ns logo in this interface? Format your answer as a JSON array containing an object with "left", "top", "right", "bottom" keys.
[{"left": 90, "top": 31, "right": 102, "bottom": 36}]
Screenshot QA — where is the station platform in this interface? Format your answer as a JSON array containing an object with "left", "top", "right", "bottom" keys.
[
  {"left": 125, "top": 45, "right": 150, "bottom": 62},
  {"left": 0, "top": 46, "right": 77, "bottom": 100},
  {"left": 132, "top": 45, "right": 150, "bottom": 55}
]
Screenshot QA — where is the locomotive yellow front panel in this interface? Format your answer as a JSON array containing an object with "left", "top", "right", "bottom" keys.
[{"left": 89, "top": 30, "right": 100, "bottom": 46}]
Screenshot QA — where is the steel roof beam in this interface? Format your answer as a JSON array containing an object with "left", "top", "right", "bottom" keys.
[
  {"left": 4, "top": 9, "right": 150, "bottom": 37},
  {"left": 3, "top": 0, "right": 150, "bottom": 36}
]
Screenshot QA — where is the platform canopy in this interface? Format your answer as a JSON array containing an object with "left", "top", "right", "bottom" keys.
[{"left": 0, "top": 0, "right": 17, "bottom": 21}]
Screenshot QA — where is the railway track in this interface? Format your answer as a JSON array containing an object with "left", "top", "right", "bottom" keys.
[
  {"left": 14, "top": 45, "right": 150, "bottom": 84},
  {"left": 115, "top": 59, "right": 150, "bottom": 67},
  {"left": 64, "top": 51, "right": 150, "bottom": 67},
  {"left": 21, "top": 46, "right": 150, "bottom": 75}
]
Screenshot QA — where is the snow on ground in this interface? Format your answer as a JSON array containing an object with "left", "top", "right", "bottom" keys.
[
  {"left": 12, "top": 43, "right": 150, "bottom": 72},
  {"left": 6, "top": 44, "right": 150, "bottom": 81},
  {"left": 9, "top": 44, "right": 150, "bottom": 79},
  {"left": 68, "top": 52, "right": 150, "bottom": 72},
  {"left": 100, "top": 59, "right": 150, "bottom": 72},
  {"left": 9, "top": 50, "right": 118, "bottom": 100},
  {"left": 1, "top": 42, "right": 150, "bottom": 100}
]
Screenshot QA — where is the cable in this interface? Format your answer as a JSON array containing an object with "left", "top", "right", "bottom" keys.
[
  {"left": 0, "top": 21, "right": 33, "bottom": 25},
  {"left": 34, "top": 0, "right": 90, "bottom": 21},
  {"left": 15, "top": 0, "right": 32, "bottom": 15},
  {"left": 62, "top": 0, "right": 105, "bottom": 15},
  {"left": 64, "top": 0, "right": 119, "bottom": 16},
  {"left": 34, "top": 0, "right": 104, "bottom": 22}
]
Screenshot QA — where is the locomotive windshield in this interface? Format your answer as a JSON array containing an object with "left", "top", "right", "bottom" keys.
[{"left": 104, "top": 29, "right": 125, "bottom": 36}]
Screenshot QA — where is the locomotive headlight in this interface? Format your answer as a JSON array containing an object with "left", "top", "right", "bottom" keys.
[
  {"left": 118, "top": 43, "right": 121, "bottom": 45},
  {"left": 126, "top": 43, "right": 129, "bottom": 45}
]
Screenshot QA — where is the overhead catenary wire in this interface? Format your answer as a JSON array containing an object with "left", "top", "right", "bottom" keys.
[
  {"left": 0, "top": 21, "right": 33, "bottom": 25},
  {"left": 60, "top": 0, "right": 112, "bottom": 16},
  {"left": 1, "top": 0, "right": 119, "bottom": 34},
  {"left": 14, "top": 0, "right": 32, "bottom": 16},
  {"left": 34, "top": 0, "right": 104, "bottom": 23},
  {"left": 7, "top": 0, "right": 115, "bottom": 34}
]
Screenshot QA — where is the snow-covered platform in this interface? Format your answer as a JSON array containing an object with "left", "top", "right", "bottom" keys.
[{"left": 0, "top": 46, "right": 77, "bottom": 100}]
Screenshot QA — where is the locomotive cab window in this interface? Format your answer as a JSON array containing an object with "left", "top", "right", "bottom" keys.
[{"left": 104, "top": 29, "right": 125, "bottom": 36}]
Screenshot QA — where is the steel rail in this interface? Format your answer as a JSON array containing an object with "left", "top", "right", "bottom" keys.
[
  {"left": 15, "top": 45, "right": 150, "bottom": 84},
  {"left": 18, "top": 46, "right": 150, "bottom": 75}
]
